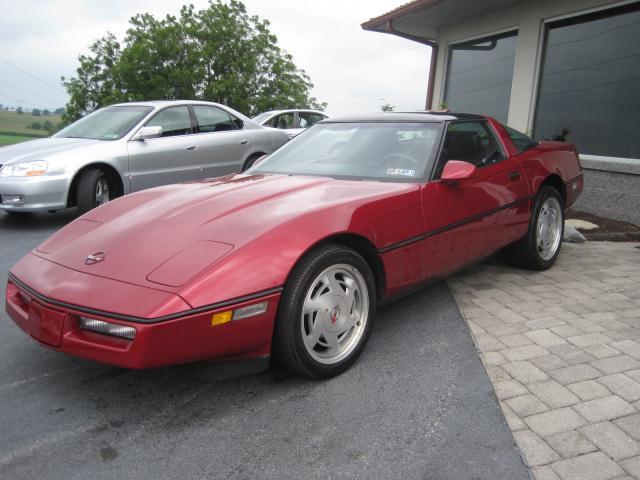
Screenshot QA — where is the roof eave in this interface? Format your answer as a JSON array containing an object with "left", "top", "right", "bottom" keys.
[{"left": 361, "top": 0, "right": 445, "bottom": 34}]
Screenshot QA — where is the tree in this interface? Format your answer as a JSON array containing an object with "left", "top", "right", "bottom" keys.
[
  {"left": 16, "top": 107, "right": 24, "bottom": 114},
  {"left": 32, "top": 108, "right": 42, "bottom": 116},
  {"left": 54, "top": 107, "right": 65, "bottom": 115},
  {"left": 42, "top": 120, "right": 57, "bottom": 135},
  {"left": 62, "top": 0, "right": 325, "bottom": 124},
  {"left": 43, "top": 109, "right": 51, "bottom": 116},
  {"left": 30, "top": 122, "right": 42, "bottom": 130}
]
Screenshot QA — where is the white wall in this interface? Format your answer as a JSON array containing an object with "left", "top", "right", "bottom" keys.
[{"left": 431, "top": 0, "right": 632, "bottom": 131}]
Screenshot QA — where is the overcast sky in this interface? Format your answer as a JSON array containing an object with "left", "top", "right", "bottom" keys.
[{"left": 0, "top": 0, "right": 431, "bottom": 116}]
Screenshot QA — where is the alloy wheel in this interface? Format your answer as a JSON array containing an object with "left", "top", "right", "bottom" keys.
[
  {"left": 536, "top": 196, "right": 562, "bottom": 261},
  {"left": 300, "top": 264, "right": 369, "bottom": 365}
]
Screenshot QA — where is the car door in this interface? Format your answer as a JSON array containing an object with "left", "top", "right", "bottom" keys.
[
  {"left": 127, "top": 106, "right": 201, "bottom": 191},
  {"left": 421, "top": 120, "right": 530, "bottom": 278},
  {"left": 268, "top": 112, "right": 297, "bottom": 140},
  {"left": 191, "top": 105, "right": 252, "bottom": 178}
]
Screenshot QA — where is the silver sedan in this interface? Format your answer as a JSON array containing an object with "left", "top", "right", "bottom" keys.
[{"left": 0, "top": 100, "right": 289, "bottom": 214}]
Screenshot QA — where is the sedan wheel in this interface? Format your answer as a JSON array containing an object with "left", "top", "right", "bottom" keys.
[
  {"left": 274, "top": 244, "right": 376, "bottom": 379},
  {"left": 76, "top": 168, "right": 113, "bottom": 214},
  {"left": 95, "top": 175, "right": 111, "bottom": 207}
]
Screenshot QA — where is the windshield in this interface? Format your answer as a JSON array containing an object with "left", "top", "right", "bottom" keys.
[
  {"left": 54, "top": 106, "right": 153, "bottom": 141},
  {"left": 251, "top": 122, "right": 443, "bottom": 181},
  {"left": 252, "top": 112, "right": 274, "bottom": 124}
]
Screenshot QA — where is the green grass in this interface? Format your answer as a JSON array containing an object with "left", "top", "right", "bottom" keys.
[
  {"left": 0, "top": 133, "right": 38, "bottom": 146},
  {"left": 0, "top": 110, "right": 60, "bottom": 137}
]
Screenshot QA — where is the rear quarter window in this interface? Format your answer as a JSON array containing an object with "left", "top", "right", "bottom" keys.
[{"left": 503, "top": 124, "right": 539, "bottom": 153}]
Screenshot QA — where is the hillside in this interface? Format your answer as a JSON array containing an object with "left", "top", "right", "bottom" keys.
[{"left": 0, "top": 110, "right": 62, "bottom": 146}]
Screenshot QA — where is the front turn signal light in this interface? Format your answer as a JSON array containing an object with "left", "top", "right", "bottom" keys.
[{"left": 211, "top": 310, "right": 233, "bottom": 326}]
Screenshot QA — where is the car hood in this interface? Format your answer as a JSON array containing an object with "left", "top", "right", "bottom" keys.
[
  {"left": 33, "top": 173, "right": 414, "bottom": 293},
  {"left": 0, "top": 137, "right": 107, "bottom": 165}
]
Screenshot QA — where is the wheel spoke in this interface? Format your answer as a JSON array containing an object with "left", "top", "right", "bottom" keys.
[
  {"left": 303, "top": 296, "right": 324, "bottom": 316},
  {"left": 344, "top": 277, "right": 356, "bottom": 309},
  {"left": 325, "top": 274, "right": 343, "bottom": 295},
  {"left": 339, "top": 313, "right": 358, "bottom": 336},
  {"left": 324, "top": 331, "right": 339, "bottom": 352},
  {"left": 304, "top": 318, "right": 324, "bottom": 350}
]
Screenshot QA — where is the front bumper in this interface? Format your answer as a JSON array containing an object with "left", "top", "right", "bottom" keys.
[
  {"left": 0, "top": 173, "right": 72, "bottom": 212},
  {"left": 6, "top": 262, "right": 280, "bottom": 369}
]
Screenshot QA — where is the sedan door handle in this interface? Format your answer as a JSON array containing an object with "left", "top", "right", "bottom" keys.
[
  {"left": 240, "top": 139, "right": 248, "bottom": 145},
  {"left": 186, "top": 145, "right": 197, "bottom": 151},
  {"left": 509, "top": 171, "right": 521, "bottom": 181}
]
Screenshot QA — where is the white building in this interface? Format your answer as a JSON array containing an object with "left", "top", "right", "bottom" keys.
[{"left": 363, "top": 0, "right": 640, "bottom": 224}]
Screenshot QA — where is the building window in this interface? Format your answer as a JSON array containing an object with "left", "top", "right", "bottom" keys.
[
  {"left": 443, "top": 31, "right": 518, "bottom": 123},
  {"left": 534, "top": 3, "right": 640, "bottom": 159}
]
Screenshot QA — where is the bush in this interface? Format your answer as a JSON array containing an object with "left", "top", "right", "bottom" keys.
[{"left": 30, "top": 122, "right": 42, "bottom": 130}]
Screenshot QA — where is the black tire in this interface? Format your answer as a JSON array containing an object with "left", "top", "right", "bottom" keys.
[
  {"left": 272, "top": 244, "right": 377, "bottom": 379},
  {"left": 505, "top": 186, "right": 565, "bottom": 270},
  {"left": 242, "top": 153, "right": 265, "bottom": 172},
  {"left": 76, "top": 168, "right": 110, "bottom": 214}
]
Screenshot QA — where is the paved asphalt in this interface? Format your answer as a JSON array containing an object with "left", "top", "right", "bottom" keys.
[{"left": 0, "top": 210, "right": 528, "bottom": 480}]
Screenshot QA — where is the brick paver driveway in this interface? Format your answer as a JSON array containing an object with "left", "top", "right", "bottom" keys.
[{"left": 449, "top": 241, "right": 640, "bottom": 480}]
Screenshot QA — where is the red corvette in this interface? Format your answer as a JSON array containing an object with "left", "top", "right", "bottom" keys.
[{"left": 6, "top": 113, "right": 583, "bottom": 378}]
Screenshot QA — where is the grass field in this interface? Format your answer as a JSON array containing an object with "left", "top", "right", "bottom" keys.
[
  {"left": 0, "top": 133, "right": 39, "bottom": 146},
  {"left": 0, "top": 110, "right": 62, "bottom": 146}
]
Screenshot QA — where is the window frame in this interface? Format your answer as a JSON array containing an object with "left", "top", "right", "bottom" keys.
[
  {"left": 270, "top": 112, "right": 296, "bottom": 130},
  {"left": 442, "top": 29, "right": 519, "bottom": 122},
  {"left": 298, "top": 112, "right": 327, "bottom": 129},
  {"left": 429, "top": 119, "right": 509, "bottom": 180},
  {"left": 531, "top": 1, "right": 640, "bottom": 159},
  {"left": 190, "top": 104, "right": 243, "bottom": 134},
  {"left": 143, "top": 105, "right": 195, "bottom": 138}
]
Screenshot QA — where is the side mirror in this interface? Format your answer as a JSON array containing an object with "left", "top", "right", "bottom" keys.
[
  {"left": 133, "top": 126, "right": 163, "bottom": 141},
  {"left": 441, "top": 160, "right": 477, "bottom": 182}
]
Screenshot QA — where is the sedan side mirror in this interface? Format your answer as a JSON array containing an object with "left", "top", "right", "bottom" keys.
[
  {"left": 441, "top": 160, "right": 477, "bottom": 182},
  {"left": 133, "top": 126, "right": 163, "bottom": 141}
]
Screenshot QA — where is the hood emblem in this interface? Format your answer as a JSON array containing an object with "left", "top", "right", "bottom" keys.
[{"left": 85, "top": 252, "right": 106, "bottom": 265}]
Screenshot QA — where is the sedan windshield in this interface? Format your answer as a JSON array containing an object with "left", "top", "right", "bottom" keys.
[
  {"left": 54, "top": 106, "right": 153, "bottom": 141},
  {"left": 251, "top": 122, "right": 443, "bottom": 181}
]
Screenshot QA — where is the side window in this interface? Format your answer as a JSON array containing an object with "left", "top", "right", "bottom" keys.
[
  {"left": 192, "top": 106, "right": 239, "bottom": 133},
  {"left": 503, "top": 124, "right": 538, "bottom": 153},
  {"left": 273, "top": 113, "right": 295, "bottom": 129},
  {"left": 146, "top": 106, "right": 192, "bottom": 137},
  {"left": 434, "top": 121, "right": 506, "bottom": 178},
  {"left": 299, "top": 112, "right": 326, "bottom": 128}
]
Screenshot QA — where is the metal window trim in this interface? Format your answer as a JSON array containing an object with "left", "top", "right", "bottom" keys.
[
  {"left": 529, "top": 0, "right": 640, "bottom": 133},
  {"left": 442, "top": 28, "right": 519, "bottom": 116}
]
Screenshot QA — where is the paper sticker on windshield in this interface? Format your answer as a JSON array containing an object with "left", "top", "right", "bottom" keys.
[{"left": 386, "top": 168, "right": 416, "bottom": 177}]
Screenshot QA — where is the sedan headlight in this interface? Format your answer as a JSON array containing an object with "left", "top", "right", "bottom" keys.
[{"left": 0, "top": 160, "right": 48, "bottom": 177}]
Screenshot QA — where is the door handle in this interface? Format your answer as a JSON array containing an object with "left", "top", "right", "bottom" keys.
[
  {"left": 186, "top": 145, "right": 196, "bottom": 151},
  {"left": 240, "top": 139, "right": 248, "bottom": 145},
  {"left": 509, "top": 171, "right": 521, "bottom": 181}
]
